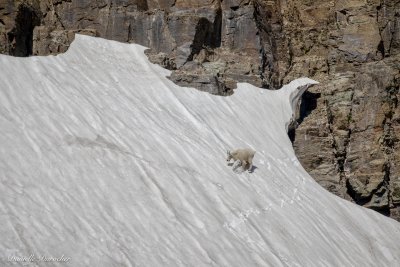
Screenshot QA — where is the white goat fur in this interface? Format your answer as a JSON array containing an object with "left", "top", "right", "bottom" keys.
[{"left": 226, "top": 148, "right": 256, "bottom": 171}]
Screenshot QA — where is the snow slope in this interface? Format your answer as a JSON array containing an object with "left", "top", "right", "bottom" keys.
[{"left": 1, "top": 35, "right": 400, "bottom": 267}]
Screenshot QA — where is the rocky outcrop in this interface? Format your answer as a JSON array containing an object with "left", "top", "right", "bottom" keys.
[
  {"left": 284, "top": 0, "right": 400, "bottom": 221},
  {"left": 0, "top": 0, "right": 42, "bottom": 56},
  {"left": 0, "top": 0, "right": 292, "bottom": 94},
  {"left": 1, "top": 0, "right": 399, "bottom": 220}
]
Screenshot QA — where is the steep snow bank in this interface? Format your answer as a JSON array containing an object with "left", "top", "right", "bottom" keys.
[{"left": 0, "top": 35, "right": 399, "bottom": 267}]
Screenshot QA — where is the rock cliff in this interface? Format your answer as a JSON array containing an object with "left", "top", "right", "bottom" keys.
[{"left": 1, "top": 0, "right": 399, "bottom": 220}]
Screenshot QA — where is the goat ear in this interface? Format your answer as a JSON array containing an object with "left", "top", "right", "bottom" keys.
[{"left": 226, "top": 150, "right": 230, "bottom": 155}]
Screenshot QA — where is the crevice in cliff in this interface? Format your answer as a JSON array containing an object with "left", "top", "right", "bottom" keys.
[
  {"left": 298, "top": 91, "right": 320, "bottom": 125},
  {"left": 53, "top": 9, "right": 66, "bottom": 30},
  {"left": 288, "top": 91, "right": 321, "bottom": 143},
  {"left": 136, "top": 0, "right": 149, "bottom": 11},
  {"left": 381, "top": 79, "right": 400, "bottom": 215},
  {"left": 104, "top": 2, "right": 113, "bottom": 37},
  {"left": 377, "top": 40, "right": 385, "bottom": 58},
  {"left": 253, "top": 0, "right": 281, "bottom": 89},
  {"left": 345, "top": 180, "right": 362, "bottom": 204},
  {"left": 213, "top": 8, "right": 223, "bottom": 48},
  {"left": 325, "top": 91, "right": 354, "bottom": 195},
  {"left": 187, "top": 8, "right": 222, "bottom": 62},
  {"left": 127, "top": 23, "right": 132, "bottom": 42},
  {"left": 376, "top": 0, "right": 400, "bottom": 57},
  {"left": 383, "top": 162, "right": 392, "bottom": 213},
  {"left": 285, "top": 38, "right": 294, "bottom": 78},
  {"left": 8, "top": 3, "right": 42, "bottom": 57},
  {"left": 53, "top": 0, "right": 71, "bottom": 7}
]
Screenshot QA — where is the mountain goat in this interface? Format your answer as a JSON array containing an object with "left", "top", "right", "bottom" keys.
[{"left": 226, "top": 148, "right": 256, "bottom": 173}]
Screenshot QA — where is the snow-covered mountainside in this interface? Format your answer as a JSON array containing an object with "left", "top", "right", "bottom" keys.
[{"left": 1, "top": 35, "right": 399, "bottom": 267}]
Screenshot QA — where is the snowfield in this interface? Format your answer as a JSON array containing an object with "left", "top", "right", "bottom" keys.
[{"left": 1, "top": 35, "right": 400, "bottom": 267}]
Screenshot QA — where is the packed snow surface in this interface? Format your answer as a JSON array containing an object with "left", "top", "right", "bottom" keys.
[{"left": 1, "top": 35, "right": 400, "bottom": 267}]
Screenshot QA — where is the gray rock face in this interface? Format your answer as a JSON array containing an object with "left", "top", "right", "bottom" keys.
[
  {"left": 1, "top": 0, "right": 399, "bottom": 221},
  {"left": 0, "top": 0, "right": 272, "bottom": 94}
]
